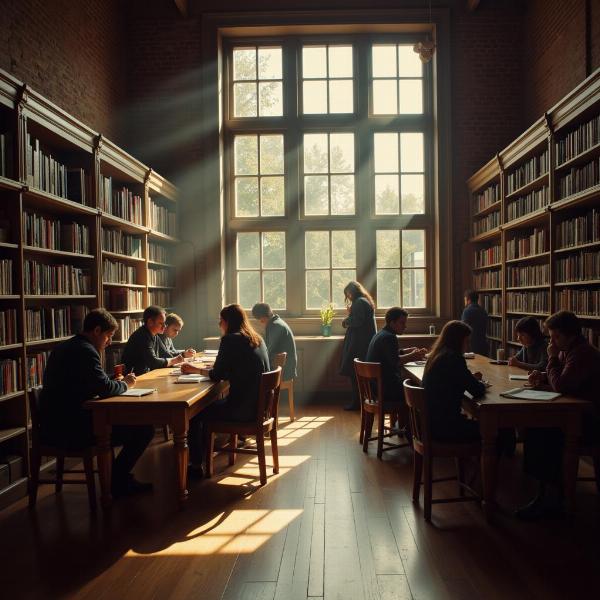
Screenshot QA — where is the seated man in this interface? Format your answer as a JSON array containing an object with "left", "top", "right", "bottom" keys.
[
  {"left": 122, "top": 305, "right": 184, "bottom": 375},
  {"left": 40, "top": 308, "right": 154, "bottom": 497},
  {"left": 518, "top": 311, "right": 600, "bottom": 519},
  {"left": 251, "top": 302, "right": 297, "bottom": 383},
  {"left": 157, "top": 313, "right": 196, "bottom": 359}
]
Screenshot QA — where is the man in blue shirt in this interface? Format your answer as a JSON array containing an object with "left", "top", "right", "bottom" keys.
[{"left": 460, "top": 289, "right": 489, "bottom": 356}]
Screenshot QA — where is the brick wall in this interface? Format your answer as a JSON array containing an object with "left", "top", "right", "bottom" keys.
[{"left": 0, "top": 0, "right": 125, "bottom": 142}]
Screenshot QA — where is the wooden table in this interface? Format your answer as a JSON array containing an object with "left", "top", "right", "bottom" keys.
[
  {"left": 403, "top": 355, "right": 590, "bottom": 519},
  {"left": 84, "top": 366, "right": 227, "bottom": 509}
]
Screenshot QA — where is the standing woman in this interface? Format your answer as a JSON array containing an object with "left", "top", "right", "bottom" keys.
[{"left": 340, "top": 281, "right": 377, "bottom": 411}]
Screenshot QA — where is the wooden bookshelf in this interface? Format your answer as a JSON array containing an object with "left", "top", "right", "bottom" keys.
[
  {"left": 0, "top": 67, "right": 179, "bottom": 509},
  {"left": 468, "top": 68, "right": 600, "bottom": 356}
]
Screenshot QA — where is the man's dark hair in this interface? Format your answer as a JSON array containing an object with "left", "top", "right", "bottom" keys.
[
  {"left": 251, "top": 303, "right": 272, "bottom": 319},
  {"left": 83, "top": 308, "right": 118, "bottom": 333},
  {"left": 545, "top": 310, "right": 581, "bottom": 338},
  {"left": 385, "top": 307, "right": 409, "bottom": 325},
  {"left": 465, "top": 289, "right": 479, "bottom": 303},
  {"left": 143, "top": 305, "right": 165, "bottom": 324},
  {"left": 515, "top": 316, "right": 544, "bottom": 340}
]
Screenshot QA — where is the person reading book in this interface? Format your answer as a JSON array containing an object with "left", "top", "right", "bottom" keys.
[
  {"left": 40, "top": 308, "right": 154, "bottom": 498},
  {"left": 507, "top": 316, "right": 548, "bottom": 371},
  {"left": 157, "top": 312, "right": 196, "bottom": 359}
]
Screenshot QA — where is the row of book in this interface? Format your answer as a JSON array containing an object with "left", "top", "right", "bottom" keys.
[
  {"left": 27, "top": 351, "right": 49, "bottom": 390},
  {"left": 507, "top": 264, "right": 550, "bottom": 287},
  {"left": 25, "top": 306, "right": 87, "bottom": 342},
  {"left": 102, "top": 259, "right": 137, "bottom": 285},
  {"left": 506, "top": 316, "right": 545, "bottom": 342},
  {"left": 506, "top": 227, "right": 547, "bottom": 260},
  {"left": 0, "top": 259, "right": 13, "bottom": 295},
  {"left": 506, "top": 149, "right": 549, "bottom": 194},
  {"left": 488, "top": 339, "right": 502, "bottom": 358},
  {"left": 0, "top": 310, "right": 17, "bottom": 346},
  {"left": 481, "top": 293, "right": 502, "bottom": 316},
  {"left": 555, "top": 251, "right": 600, "bottom": 283},
  {"left": 0, "top": 132, "right": 13, "bottom": 178},
  {"left": 473, "top": 210, "right": 500, "bottom": 236},
  {"left": 555, "top": 208, "right": 600, "bottom": 249},
  {"left": 473, "top": 182, "right": 500, "bottom": 214},
  {"left": 23, "top": 212, "right": 90, "bottom": 254},
  {"left": 149, "top": 289, "right": 172, "bottom": 307},
  {"left": 102, "top": 228, "right": 142, "bottom": 258},
  {"left": 23, "top": 261, "right": 91, "bottom": 295},
  {"left": 99, "top": 176, "right": 143, "bottom": 224},
  {"left": 103, "top": 288, "right": 143, "bottom": 311},
  {"left": 555, "top": 113, "right": 600, "bottom": 166},
  {"left": 487, "top": 319, "right": 502, "bottom": 339},
  {"left": 582, "top": 327, "right": 600, "bottom": 349},
  {"left": 555, "top": 288, "right": 600, "bottom": 316},
  {"left": 149, "top": 201, "right": 177, "bottom": 237},
  {"left": 557, "top": 158, "right": 600, "bottom": 200},
  {"left": 148, "top": 242, "right": 172, "bottom": 264},
  {"left": 474, "top": 244, "right": 501, "bottom": 268},
  {"left": 473, "top": 269, "right": 501, "bottom": 290},
  {"left": 506, "top": 290, "right": 550, "bottom": 314},
  {"left": 113, "top": 316, "right": 143, "bottom": 343},
  {"left": 148, "top": 268, "right": 172, "bottom": 287},
  {"left": 0, "top": 358, "right": 21, "bottom": 395},
  {"left": 506, "top": 186, "right": 550, "bottom": 222}
]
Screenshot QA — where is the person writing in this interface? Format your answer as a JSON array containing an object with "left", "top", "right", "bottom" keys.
[
  {"left": 157, "top": 313, "right": 196, "bottom": 359},
  {"left": 507, "top": 316, "right": 548, "bottom": 371},
  {"left": 460, "top": 289, "right": 489, "bottom": 356},
  {"left": 40, "top": 308, "right": 154, "bottom": 498}
]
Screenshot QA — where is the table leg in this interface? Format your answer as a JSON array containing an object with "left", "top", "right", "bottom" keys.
[
  {"left": 172, "top": 413, "right": 189, "bottom": 507},
  {"left": 93, "top": 410, "right": 112, "bottom": 510},
  {"left": 563, "top": 410, "right": 581, "bottom": 515},
  {"left": 479, "top": 415, "right": 499, "bottom": 521}
]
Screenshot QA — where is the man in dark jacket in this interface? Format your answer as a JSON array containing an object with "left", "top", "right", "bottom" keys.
[
  {"left": 40, "top": 309, "right": 154, "bottom": 497},
  {"left": 251, "top": 303, "right": 297, "bottom": 381},
  {"left": 122, "top": 305, "right": 184, "bottom": 375},
  {"left": 157, "top": 313, "right": 196, "bottom": 359},
  {"left": 460, "top": 289, "right": 489, "bottom": 356}
]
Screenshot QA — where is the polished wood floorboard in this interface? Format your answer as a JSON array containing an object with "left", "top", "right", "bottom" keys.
[{"left": 1, "top": 403, "right": 600, "bottom": 600}]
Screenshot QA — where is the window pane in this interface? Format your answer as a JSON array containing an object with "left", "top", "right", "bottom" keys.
[
  {"left": 403, "top": 269, "right": 425, "bottom": 308},
  {"left": 259, "top": 81, "right": 283, "bottom": 116},
  {"left": 304, "top": 134, "right": 329, "bottom": 173},
  {"left": 401, "top": 174, "right": 425, "bottom": 214},
  {"left": 306, "top": 270, "right": 330, "bottom": 309},
  {"left": 304, "top": 176, "right": 329, "bottom": 215},
  {"left": 329, "top": 80, "right": 354, "bottom": 113},
  {"left": 402, "top": 230, "right": 425, "bottom": 267},
  {"left": 260, "top": 135, "right": 284, "bottom": 174},
  {"left": 331, "top": 175, "right": 355, "bottom": 215},
  {"left": 377, "top": 270, "right": 400, "bottom": 308},
  {"left": 235, "top": 178, "right": 259, "bottom": 216},
  {"left": 234, "top": 82, "right": 257, "bottom": 117},
  {"left": 331, "top": 231, "right": 355, "bottom": 268},
  {"left": 233, "top": 48, "right": 256, "bottom": 80},
  {"left": 329, "top": 46, "right": 353, "bottom": 78},
  {"left": 375, "top": 175, "right": 400, "bottom": 214},
  {"left": 332, "top": 269, "right": 356, "bottom": 308},
  {"left": 374, "top": 133, "right": 399, "bottom": 173},
  {"left": 399, "top": 79, "right": 423, "bottom": 114},
  {"left": 305, "top": 231, "right": 330, "bottom": 268},
  {"left": 377, "top": 230, "right": 400, "bottom": 267},
  {"left": 373, "top": 80, "right": 398, "bottom": 115},
  {"left": 238, "top": 271, "right": 260, "bottom": 308},
  {"left": 372, "top": 45, "right": 397, "bottom": 77},
  {"left": 237, "top": 233, "right": 260, "bottom": 269},
  {"left": 398, "top": 45, "right": 422, "bottom": 77},
  {"left": 262, "top": 232, "right": 285, "bottom": 269},
  {"left": 303, "top": 80, "right": 328, "bottom": 114},
  {"left": 330, "top": 133, "right": 354, "bottom": 173},
  {"left": 260, "top": 177, "right": 285, "bottom": 216},
  {"left": 303, "top": 46, "right": 327, "bottom": 78},
  {"left": 263, "top": 271, "right": 286, "bottom": 309},
  {"left": 234, "top": 136, "right": 258, "bottom": 175},
  {"left": 258, "top": 47, "right": 282, "bottom": 79},
  {"left": 400, "top": 133, "right": 424, "bottom": 172}
]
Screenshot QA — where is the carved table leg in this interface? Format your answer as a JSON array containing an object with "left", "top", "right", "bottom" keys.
[
  {"left": 172, "top": 412, "right": 189, "bottom": 508},
  {"left": 479, "top": 413, "right": 499, "bottom": 522},
  {"left": 563, "top": 410, "right": 581, "bottom": 515},
  {"left": 93, "top": 409, "right": 112, "bottom": 510}
]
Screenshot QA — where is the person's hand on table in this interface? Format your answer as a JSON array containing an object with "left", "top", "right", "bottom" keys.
[
  {"left": 199, "top": 367, "right": 211, "bottom": 377},
  {"left": 183, "top": 348, "right": 196, "bottom": 358},
  {"left": 528, "top": 370, "right": 545, "bottom": 387},
  {"left": 413, "top": 348, "right": 428, "bottom": 360},
  {"left": 181, "top": 362, "right": 201, "bottom": 374},
  {"left": 170, "top": 354, "right": 185, "bottom": 366},
  {"left": 473, "top": 371, "right": 483, "bottom": 381},
  {"left": 508, "top": 356, "right": 521, "bottom": 367},
  {"left": 124, "top": 373, "right": 136, "bottom": 388}
]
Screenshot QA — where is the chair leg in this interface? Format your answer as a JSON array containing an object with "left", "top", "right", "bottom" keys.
[
  {"left": 377, "top": 410, "right": 385, "bottom": 460},
  {"left": 456, "top": 457, "right": 466, "bottom": 497},
  {"left": 363, "top": 413, "right": 374, "bottom": 453},
  {"left": 423, "top": 455, "right": 433, "bottom": 522},
  {"left": 270, "top": 429, "right": 279, "bottom": 474},
  {"left": 28, "top": 448, "right": 42, "bottom": 507},
  {"left": 55, "top": 456, "right": 65, "bottom": 493},
  {"left": 412, "top": 451, "right": 423, "bottom": 504},
  {"left": 256, "top": 433, "right": 267, "bottom": 485},
  {"left": 288, "top": 384, "right": 295, "bottom": 422},
  {"left": 206, "top": 432, "right": 215, "bottom": 478},
  {"left": 83, "top": 454, "right": 97, "bottom": 511},
  {"left": 163, "top": 425, "right": 170, "bottom": 442},
  {"left": 359, "top": 405, "right": 366, "bottom": 445},
  {"left": 593, "top": 456, "right": 600, "bottom": 494},
  {"left": 229, "top": 434, "right": 237, "bottom": 466}
]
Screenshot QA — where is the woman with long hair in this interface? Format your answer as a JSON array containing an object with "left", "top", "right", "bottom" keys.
[
  {"left": 185, "top": 304, "right": 269, "bottom": 474},
  {"left": 340, "top": 281, "right": 377, "bottom": 410},
  {"left": 422, "top": 320, "right": 486, "bottom": 442}
]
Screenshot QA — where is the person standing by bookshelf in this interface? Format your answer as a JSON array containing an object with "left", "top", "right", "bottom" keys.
[
  {"left": 460, "top": 289, "right": 489, "bottom": 356},
  {"left": 40, "top": 309, "right": 154, "bottom": 498},
  {"left": 508, "top": 316, "right": 548, "bottom": 371},
  {"left": 157, "top": 313, "right": 196, "bottom": 359}
]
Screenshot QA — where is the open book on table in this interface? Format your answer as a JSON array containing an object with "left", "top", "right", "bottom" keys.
[
  {"left": 500, "top": 387, "right": 561, "bottom": 401},
  {"left": 120, "top": 388, "right": 156, "bottom": 397},
  {"left": 176, "top": 374, "right": 210, "bottom": 384}
]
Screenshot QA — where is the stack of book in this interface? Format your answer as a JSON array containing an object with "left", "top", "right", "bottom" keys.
[
  {"left": 24, "top": 261, "right": 91, "bottom": 295},
  {"left": 507, "top": 149, "right": 549, "bottom": 194},
  {"left": 102, "top": 228, "right": 142, "bottom": 257},
  {"left": 555, "top": 209, "right": 600, "bottom": 248},
  {"left": 104, "top": 288, "right": 143, "bottom": 311},
  {"left": 473, "top": 211, "right": 500, "bottom": 236},
  {"left": 25, "top": 306, "right": 87, "bottom": 341},
  {"left": 555, "top": 251, "right": 600, "bottom": 282},
  {"left": 557, "top": 158, "right": 600, "bottom": 200},
  {"left": 148, "top": 268, "right": 172, "bottom": 287},
  {"left": 506, "top": 228, "right": 547, "bottom": 259},
  {"left": 0, "top": 358, "right": 21, "bottom": 395},
  {"left": 474, "top": 269, "right": 501, "bottom": 289},
  {"left": 149, "top": 242, "right": 171, "bottom": 264},
  {"left": 473, "top": 182, "right": 500, "bottom": 213},
  {"left": 555, "top": 288, "right": 600, "bottom": 316},
  {"left": 99, "top": 176, "right": 143, "bottom": 224},
  {"left": 149, "top": 201, "right": 177, "bottom": 236},
  {"left": 506, "top": 290, "right": 550, "bottom": 313},
  {"left": 102, "top": 259, "right": 137, "bottom": 285},
  {"left": 474, "top": 244, "right": 501, "bottom": 267},
  {"left": 23, "top": 212, "right": 90, "bottom": 254},
  {"left": 0, "top": 309, "right": 17, "bottom": 346},
  {"left": 506, "top": 186, "right": 550, "bottom": 221},
  {"left": 507, "top": 264, "right": 550, "bottom": 287}
]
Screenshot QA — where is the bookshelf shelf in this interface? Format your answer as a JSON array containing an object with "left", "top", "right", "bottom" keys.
[
  {"left": 0, "top": 343, "right": 23, "bottom": 351},
  {"left": 149, "top": 230, "right": 180, "bottom": 244},
  {"left": 502, "top": 207, "right": 548, "bottom": 231},
  {"left": 101, "top": 212, "right": 148, "bottom": 235},
  {"left": 109, "top": 309, "right": 144, "bottom": 315},
  {"left": 102, "top": 282, "right": 146, "bottom": 289},
  {"left": 23, "top": 187, "right": 97, "bottom": 216},
  {"left": 148, "top": 285, "right": 175, "bottom": 290},
  {"left": 507, "top": 340, "right": 521, "bottom": 347},
  {"left": 488, "top": 336, "right": 501, "bottom": 342},
  {"left": 0, "top": 391, "right": 24, "bottom": 403},
  {"left": 0, "top": 175, "right": 21, "bottom": 192},
  {"left": 552, "top": 183, "right": 600, "bottom": 212},
  {"left": 555, "top": 140, "right": 600, "bottom": 173},
  {"left": 148, "top": 260, "right": 175, "bottom": 268},
  {"left": 489, "top": 314, "right": 502, "bottom": 319},
  {"left": 506, "top": 285, "right": 550, "bottom": 290},
  {"left": 554, "top": 280, "right": 600, "bottom": 287},
  {"left": 470, "top": 228, "right": 501, "bottom": 243},
  {"left": 26, "top": 336, "right": 72, "bottom": 347},
  {"left": 473, "top": 200, "right": 502, "bottom": 219},
  {"left": 0, "top": 426, "right": 27, "bottom": 444},
  {"left": 554, "top": 241, "right": 600, "bottom": 254},
  {"left": 505, "top": 311, "right": 550, "bottom": 317},
  {"left": 477, "top": 287, "right": 502, "bottom": 292},
  {"left": 0, "top": 242, "right": 18, "bottom": 250},
  {"left": 23, "top": 245, "right": 95, "bottom": 260},
  {"left": 24, "top": 295, "right": 97, "bottom": 300},
  {"left": 576, "top": 314, "right": 600, "bottom": 320},
  {"left": 0, "top": 296, "right": 20, "bottom": 300},
  {"left": 102, "top": 250, "right": 145, "bottom": 263},
  {"left": 505, "top": 172, "right": 549, "bottom": 200},
  {"left": 505, "top": 251, "right": 550, "bottom": 264}
]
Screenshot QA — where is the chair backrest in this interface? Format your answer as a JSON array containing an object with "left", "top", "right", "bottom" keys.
[
  {"left": 402, "top": 379, "right": 430, "bottom": 453},
  {"left": 273, "top": 352, "right": 287, "bottom": 370},
  {"left": 29, "top": 386, "right": 43, "bottom": 447},
  {"left": 257, "top": 367, "right": 282, "bottom": 426},
  {"left": 353, "top": 359, "right": 383, "bottom": 407}
]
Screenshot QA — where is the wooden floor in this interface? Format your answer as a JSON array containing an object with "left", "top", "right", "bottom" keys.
[{"left": 1, "top": 402, "right": 600, "bottom": 600}]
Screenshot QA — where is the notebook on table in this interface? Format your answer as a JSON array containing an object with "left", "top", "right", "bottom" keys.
[
  {"left": 120, "top": 388, "right": 156, "bottom": 397},
  {"left": 509, "top": 374, "right": 529, "bottom": 381},
  {"left": 176, "top": 374, "right": 210, "bottom": 384},
  {"left": 500, "top": 387, "right": 561, "bottom": 401}
]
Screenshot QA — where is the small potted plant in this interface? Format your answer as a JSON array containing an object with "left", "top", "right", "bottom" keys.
[{"left": 320, "top": 303, "right": 335, "bottom": 337}]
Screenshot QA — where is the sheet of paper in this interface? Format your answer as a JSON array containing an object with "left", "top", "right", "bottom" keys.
[
  {"left": 176, "top": 374, "right": 210, "bottom": 383},
  {"left": 500, "top": 387, "right": 561, "bottom": 401},
  {"left": 509, "top": 374, "right": 529, "bottom": 381},
  {"left": 120, "top": 388, "right": 155, "bottom": 397}
]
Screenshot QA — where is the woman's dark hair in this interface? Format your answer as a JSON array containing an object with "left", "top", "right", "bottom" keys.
[
  {"left": 343, "top": 281, "right": 375, "bottom": 309},
  {"left": 545, "top": 310, "right": 581, "bottom": 338},
  {"left": 220, "top": 303, "right": 263, "bottom": 348},
  {"left": 83, "top": 308, "right": 118, "bottom": 333},
  {"left": 424, "top": 320, "right": 472, "bottom": 376},
  {"left": 515, "top": 316, "right": 544, "bottom": 340}
]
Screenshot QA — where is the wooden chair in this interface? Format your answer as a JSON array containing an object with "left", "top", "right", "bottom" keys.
[
  {"left": 354, "top": 359, "right": 410, "bottom": 459},
  {"left": 204, "top": 367, "right": 282, "bottom": 486},
  {"left": 272, "top": 352, "right": 295, "bottom": 422},
  {"left": 403, "top": 379, "right": 481, "bottom": 522},
  {"left": 28, "top": 387, "right": 98, "bottom": 511}
]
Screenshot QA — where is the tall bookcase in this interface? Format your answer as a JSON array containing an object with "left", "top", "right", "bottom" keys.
[
  {"left": 0, "top": 69, "right": 179, "bottom": 509},
  {"left": 468, "top": 68, "right": 600, "bottom": 358}
]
